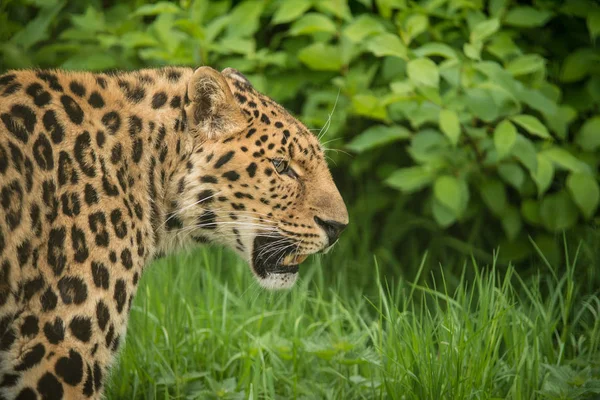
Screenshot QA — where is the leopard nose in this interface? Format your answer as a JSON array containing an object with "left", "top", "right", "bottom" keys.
[{"left": 314, "top": 216, "right": 347, "bottom": 246}]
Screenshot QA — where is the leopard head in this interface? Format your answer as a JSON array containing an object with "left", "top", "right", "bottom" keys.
[{"left": 173, "top": 67, "right": 348, "bottom": 289}]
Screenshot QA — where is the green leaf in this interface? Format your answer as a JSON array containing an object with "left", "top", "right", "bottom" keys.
[
  {"left": 480, "top": 179, "right": 507, "bottom": 216},
  {"left": 347, "top": 125, "right": 411, "bottom": 153},
  {"left": 298, "top": 43, "right": 343, "bottom": 71},
  {"left": 413, "top": 43, "right": 458, "bottom": 60},
  {"left": 560, "top": 48, "right": 598, "bottom": 83},
  {"left": 133, "top": 1, "right": 181, "bottom": 16},
  {"left": 432, "top": 198, "right": 457, "bottom": 227},
  {"left": 289, "top": 13, "right": 336, "bottom": 36},
  {"left": 343, "top": 15, "right": 385, "bottom": 42},
  {"left": 272, "top": 0, "right": 312, "bottom": 24},
  {"left": 10, "top": 1, "right": 65, "bottom": 50},
  {"left": 390, "top": 80, "right": 414, "bottom": 94},
  {"left": 493, "top": 120, "right": 517, "bottom": 158},
  {"left": 439, "top": 109, "right": 460, "bottom": 146},
  {"left": 351, "top": 94, "right": 387, "bottom": 120},
  {"left": 400, "top": 14, "right": 428, "bottom": 44},
  {"left": 567, "top": 173, "right": 600, "bottom": 219},
  {"left": 512, "top": 135, "right": 538, "bottom": 173},
  {"left": 407, "top": 58, "right": 439, "bottom": 88},
  {"left": 463, "top": 41, "right": 482, "bottom": 60},
  {"left": 465, "top": 88, "right": 498, "bottom": 122},
  {"left": 540, "top": 191, "right": 579, "bottom": 231},
  {"left": 366, "top": 33, "right": 407, "bottom": 59},
  {"left": 504, "top": 6, "right": 553, "bottom": 27},
  {"left": 506, "top": 54, "right": 545, "bottom": 76},
  {"left": 226, "top": 1, "right": 265, "bottom": 37},
  {"left": 576, "top": 116, "right": 600, "bottom": 151},
  {"left": 588, "top": 10, "right": 600, "bottom": 38},
  {"left": 511, "top": 115, "right": 551, "bottom": 139},
  {"left": 502, "top": 206, "right": 522, "bottom": 241},
  {"left": 498, "top": 163, "right": 525, "bottom": 190},
  {"left": 386, "top": 167, "right": 434, "bottom": 193},
  {"left": 540, "top": 148, "right": 591, "bottom": 173},
  {"left": 470, "top": 18, "right": 500, "bottom": 42},
  {"left": 532, "top": 153, "right": 554, "bottom": 196},
  {"left": 433, "top": 175, "right": 466, "bottom": 216},
  {"left": 521, "top": 199, "right": 542, "bottom": 225}
]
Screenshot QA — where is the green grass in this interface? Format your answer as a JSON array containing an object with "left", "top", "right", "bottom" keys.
[{"left": 106, "top": 242, "right": 600, "bottom": 400}]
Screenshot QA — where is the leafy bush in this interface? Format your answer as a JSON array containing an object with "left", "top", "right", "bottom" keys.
[{"left": 2, "top": 0, "right": 599, "bottom": 266}]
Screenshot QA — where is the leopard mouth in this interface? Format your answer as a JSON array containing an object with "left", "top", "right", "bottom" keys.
[{"left": 251, "top": 235, "right": 309, "bottom": 278}]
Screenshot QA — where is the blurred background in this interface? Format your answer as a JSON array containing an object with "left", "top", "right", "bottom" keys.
[{"left": 1, "top": 0, "right": 599, "bottom": 288}]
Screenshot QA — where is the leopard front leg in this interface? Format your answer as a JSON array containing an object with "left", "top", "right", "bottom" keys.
[{"left": 0, "top": 309, "right": 120, "bottom": 400}]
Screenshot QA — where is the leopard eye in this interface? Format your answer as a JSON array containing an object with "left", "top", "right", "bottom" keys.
[
  {"left": 272, "top": 158, "right": 289, "bottom": 174},
  {"left": 271, "top": 158, "right": 298, "bottom": 178}
]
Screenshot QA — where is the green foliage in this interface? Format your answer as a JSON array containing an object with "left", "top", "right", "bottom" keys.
[{"left": 1, "top": 0, "right": 599, "bottom": 264}]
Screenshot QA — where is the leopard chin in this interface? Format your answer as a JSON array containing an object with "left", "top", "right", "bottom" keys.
[{"left": 250, "top": 234, "right": 308, "bottom": 290}]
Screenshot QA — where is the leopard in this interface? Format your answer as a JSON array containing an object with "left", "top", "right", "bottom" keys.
[{"left": 0, "top": 66, "right": 348, "bottom": 399}]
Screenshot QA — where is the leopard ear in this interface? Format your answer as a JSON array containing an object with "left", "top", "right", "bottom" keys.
[{"left": 186, "top": 66, "right": 246, "bottom": 139}]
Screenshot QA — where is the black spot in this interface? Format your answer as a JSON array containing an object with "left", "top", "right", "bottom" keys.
[
  {"left": 110, "top": 209, "right": 127, "bottom": 239},
  {"left": 42, "top": 110, "right": 65, "bottom": 144},
  {"left": 120, "top": 248, "right": 133, "bottom": 270},
  {"left": 17, "top": 240, "right": 31, "bottom": 267},
  {"left": 32, "top": 133, "right": 54, "bottom": 170},
  {"left": 214, "top": 151, "right": 235, "bottom": 168},
  {"left": 69, "top": 81, "right": 86, "bottom": 97},
  {"left": 110, "top": 143, "right": 122, "bottom": 164},
  {"left": 69, "top": 316, "right": 92, "bottom": 343},
  {"left": 88, "top": 212, "right": 109, "bottom": 247},
  {"left": 1, "top": 373, "right": 19, "bottom": 388},
  {"left": 201, "top": 175, "right": 218, "bottom": 184},
  {"left": 132, "top": 138, "right": 143, "bottom": 163},
  {"left": 91, "top": 262, "right": 109, "bottom": 289},
  {"left": 88, "top": 91, "right": 104, "bottom": 108},
  {"left": 71, "top": 225, "right": 89, "bottom": 263},
  {"left": 37, "top": 72, "right": 63, "bottom": 91},
  {"left": 170, "top": 95, "right": 181, "bottom": 108},
  {"left": 20, "top": 315, "right": 39, "bottom": 338},
  {"left": 167, "top": 69, "right": 181, "bottom": 81},
  {"left": 1, "top": 180, "right": 24, "bottom": 230},
  {"left": 0, "top": 73, "right": 16, "bottom": 87},
  {"left": 38, "top": 372, "right": 64, "bottom": 400},
  {"left": 114, "top": 279, "right": 127, "bottom": 313},
  {"left": 74, "top": 131, "right": 96, "bottom": 177},
  {"left": 47, "top": 227, "right": 67, "bottom": 276},
  {"left": 2, "top": 82, "right": 21, "bottom": 96},
  {"left": 199, "top": 210, "right": 217, "bottom": 229},
  {"left": 26, "top": 82, "right": 52, "bottom": 107},
  {"left": 57, "top": 152, "right": 78, "bottom": 186},
  {"left": 84, "top": 184, "right": 98, "bottom": 205},
  {"left": 0, "top": 143, "right": 8, "bottom": 174},
  {"left": 105, "top": 325, "right": 115, "bottom": 347},
  {"left": 128, "top": 115, "right": 143, "bottom": 136},
  {"left": 165, "top": 213, "right": 183, "bottom": 230},
  {"left": 54, "top": 349, "right": 83, "bottom": 385},
  {"left": 41, "top": 288, "right": 58, "bottom": 312},
  {"left": 60, "top": 192, "right": 81, "bottom": 217},
  {"left": 197, "top": 189, "right": 214, "bottom": 204},
  {"left": 15, "top": 343, "right": 45, "bottom": 371},
  {"left": 246, "top": 162, "right": 257, "bottom": 177},
  {"left": 1, "top": 104, "right": 36, "bottom": 143},
  {"left": 246, "top": 128, "right": 257, "bottom": 138},
  {"left": 222, "top": 170, "right": 240, "bottom": 181},
  {"left": 58, "top": 276, "right": 88, "bottom": 305},
  {"left": 43, "top": 318, "right": 64, "bottom": 345},
  {"left": 96, "top": 76, "right": 107, "bottom": 88},
  {"left": 15, "top": 387, "right": 37, "bottom": 400},
  {"left": 151, "top": 92, "right": 168, "bottom": 108},
  {"left": 125, "top": 85, "right": 145, "bottom": 103},
  {"left": 93, "top": 363, "right": 102, "bottom": 391},
  {"left": 275, "top": 121, "right": 284, "bottom": 128},
  {"left": 96, "top": 130, "right": 105, "bottom": 147},
  {"left": 60, "top": 95, "right": 83, "bottom": 124},
  {"left": 96, "top": 301, "right": 110, "bottom": 331},
  {"left": 22, "top": 275, "right": 44, "bottom": 301},
  {"left": 83, "top": 364, "right": 94, "bottom": 396},
  {"left": 0, "top": 317, "right": 16, "bottom": 351},
  {"left": 101, "top": 111, "right": 121, "bottom": 134}
]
